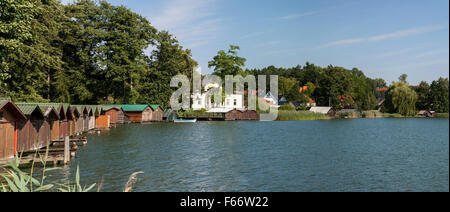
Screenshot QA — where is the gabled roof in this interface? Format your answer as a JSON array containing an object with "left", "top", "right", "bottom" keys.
[
  {"left": 87, "top": 105, "right": 103, "bottom": 115},
  {"left": 28, "top": 103, "right": 65, "bottom": 119},
  {"left": 72, "top": 105, "right": 89, "bottom": 115},
  {"left": 102, "top": 105, "right": 123, "bottom": 112},
  {"left": 16, "top": 104, "right": 45, "bottom": 119},
  {"left": 0, "top": 100, "right": 27, "bottom": 121},
  {"left": 106, "top": 104, "right": 150, "bottom": 112},
  {"left": 149, "top": 104, "right": 162, "bottom": 111},
  {"left": 14, "top": 103, "right": 61, "bottom": 120},
  {"left": 310, "top": 107, "right": 333, "bottom": 114},
  {"left": 71, "top": 106, "right": 80, "bottom": 118}
]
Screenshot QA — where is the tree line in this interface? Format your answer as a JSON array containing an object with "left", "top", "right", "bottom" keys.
[
  {"left": 208, "top": 46, "right": 449, "bottom": 116},
  {"left": 2, "top": 1, "right": 448, "bottom": 115},
  {"left": 1, "top": 0, "right": 196, "bottom": 108}
]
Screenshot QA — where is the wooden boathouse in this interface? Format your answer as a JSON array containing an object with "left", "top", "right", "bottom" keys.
[
  {"left": 72, "top": 105, "right": 88, "bottom": 134},
  {"left": 15, "top": 104, "right": 46, "bottom": 153},
  {"left": 31, "top": 103, "right": 64, "bottom": 142},
  {"left": 0, "top": 100, "right": 26, "bottom": 160},
  {"left": 16, "top": 103, "right": 61, "bottom": 151},
  {"left": 106, "top": 104, "right": 152, "bottom": 123},
  {"left": 149, "top": 104, "right": 163, "bottom": 122},
  {"left": 87, "top": 106, "right": 97, "bottom": 130},
  {"left": 102, "top": 106, "right": 126, "bottom": 125},
  {"left": 96, "top": 106, "right": 110, "bottom": 129}
]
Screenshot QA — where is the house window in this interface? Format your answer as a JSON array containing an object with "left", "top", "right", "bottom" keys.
[
  {"left": 226, "top": 99, "right": 230, "bottom": 106},
  {"left": 198, "top": 100, "right": 201, "bottom": 105},
  {"left": 234, "top": 99, "right": 237, "bottom": 106}
]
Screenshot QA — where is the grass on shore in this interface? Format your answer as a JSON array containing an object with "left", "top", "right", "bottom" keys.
[
  {"left": 382, "top": 113, "right": 405, "bottom": 118},
  {"left": 435, "top": 113, "right": 449, "bottom": 118},
  {"left": 277, "top": 110, "right": 331, "bottom": 121}
]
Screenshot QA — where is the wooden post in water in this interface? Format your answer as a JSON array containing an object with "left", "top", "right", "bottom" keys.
[{"left": 64, "top": 136, "right": 70, "bottom": 165}]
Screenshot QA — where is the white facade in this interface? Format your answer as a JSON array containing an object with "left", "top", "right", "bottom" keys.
[
  {"left": 224, "top": 94, "right": 244, "bottom": 109},
  {"left": 192, "top": 83, "right": 245, "bottom": 110}
]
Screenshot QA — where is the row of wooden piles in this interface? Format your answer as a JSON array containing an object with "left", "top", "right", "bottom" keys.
[{"left": 1, "top": 100, "right": 165, "bottom": 163}]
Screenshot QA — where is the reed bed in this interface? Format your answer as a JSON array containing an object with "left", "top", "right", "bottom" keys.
[
  {"left": 362, "top": 110, "right": 383, "bottom": 118},
  {"left": 435, "top": 113, "right": 449, "bottom": 118},
  {"left": 277, "top": 110, "right": 331, "bottom": 121}
]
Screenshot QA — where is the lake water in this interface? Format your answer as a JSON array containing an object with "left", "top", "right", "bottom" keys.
[{"left": 45, "top": 118, "right": 449, "bottom": 192}]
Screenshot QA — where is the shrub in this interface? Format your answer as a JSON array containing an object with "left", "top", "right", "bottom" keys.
[{"left": 279, "top": 104, "right": 296, "bottom": 111}]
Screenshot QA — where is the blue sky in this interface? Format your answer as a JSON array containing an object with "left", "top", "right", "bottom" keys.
[{"left": 63, "top": 0, "right": 449, "bottom": 84}]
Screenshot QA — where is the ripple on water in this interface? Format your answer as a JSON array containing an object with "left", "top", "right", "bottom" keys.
[{"left": 42, "top": 119, "right": 449, "bottom": 192}]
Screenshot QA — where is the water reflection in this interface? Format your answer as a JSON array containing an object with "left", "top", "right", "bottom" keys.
[{"left": 42, "top": 119, "right": 449, "bottom": 192}]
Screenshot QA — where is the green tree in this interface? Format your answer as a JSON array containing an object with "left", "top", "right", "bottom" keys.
[
  {"left": 0, "top": 0, "right": 37, "bottom": 95},
  {"left": 388, "top": 75, "right": 418, "bottom": 116},
  {"left": 414, "top": 81, "right": 431, "bottom": 110},
  {"left": 429, "top": 77, "right": 449, "bottom": 113},
  {"left": 279, "top": 77, "right": 298, "bottom": 100},
  {"left": 208, "top": 45, "right": 246, "bottom": 79},
  {"left": 98, "top": 2, "right": 157, "bottom": 104},
  {"left": 140, "top": 31, "right": 197, "bottom": 108}
]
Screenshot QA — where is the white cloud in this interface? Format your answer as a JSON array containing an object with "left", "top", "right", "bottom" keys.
[
  {"left": 279, "top": 5, "right": 348, "bottom": 21},
  {"left": 147, "top": 0, "right": 222, "bottom": 49},
  {"left": 415, "top": 49, "right": 449, "bottom": 58},
  {"left": 279, "top": 10, "right": 321, "bottom": 20},
  {"left": 376, "top": 48, "right": 417, "bottom": 58},
  {"left": 317, "top": 26, "right": 445, "bottom": 49},
  {"left": 385, "top": 58, "right": 449, "bottom": 71}
]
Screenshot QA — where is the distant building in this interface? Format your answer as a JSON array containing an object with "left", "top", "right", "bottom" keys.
[
  {"left": 278, "top": 95, "right": 288, "bottom": 106},
  {"left": 310, "top": 106, "right": 336, "bottom": 117},
  {"left": 417, "top": 110, "right": 433, "bottom": 118},
  {"left": 224, "top": 94, "right": 244, "bottom": 109},
  {"left": 192, "top": 82, "right": 245, "bottom": 110}
]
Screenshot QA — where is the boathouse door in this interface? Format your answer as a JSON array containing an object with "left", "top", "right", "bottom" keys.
[{"left": 0, "top": 121, "right": 15, "bottom": 159}]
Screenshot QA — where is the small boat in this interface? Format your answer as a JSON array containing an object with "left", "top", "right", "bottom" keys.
[{"left": 174, "top": 118, "right": 197, "bottom": 123}]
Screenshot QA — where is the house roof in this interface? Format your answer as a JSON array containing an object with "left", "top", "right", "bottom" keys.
[
  {"left": 14, "top": 103, "right": 62, "bottom": 119},
  {"left": 0, "top": 100, "right": 27, "bottom": 121},
  {"left": 72, "top": 105, "right": 88, "bottom": 114},
  {"left": 149, "top": 104, "right": 161, "bottom": 111},
  {"left": 310, "top": 107, "right": 333, "bottom": 114},
  {"left": 418, "top": 110, "right": 431, "bottom": 115},
  {"left": 15, "top": 104, "right": 45, "bottom": 118},
  {"left": 106, "top": 104, "right": 150, "bottom": 112}
]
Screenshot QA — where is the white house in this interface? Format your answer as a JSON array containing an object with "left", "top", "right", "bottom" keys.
[
  {"left": 192, "top": 83, "right": 245, "bottom": 110},
  {"left": 224, "top": 94, "right": 244, "bottom": 109}
]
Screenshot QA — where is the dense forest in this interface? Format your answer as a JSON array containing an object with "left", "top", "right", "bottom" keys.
[
  {"left": 1, "top": 0, "right": 448, "bottom": 115},
  {"left": 208, "top": 45, "right": 449, "bottom": 115},
  {"left": 0, "top": 0, "right": 196, "bottom": 108}
]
